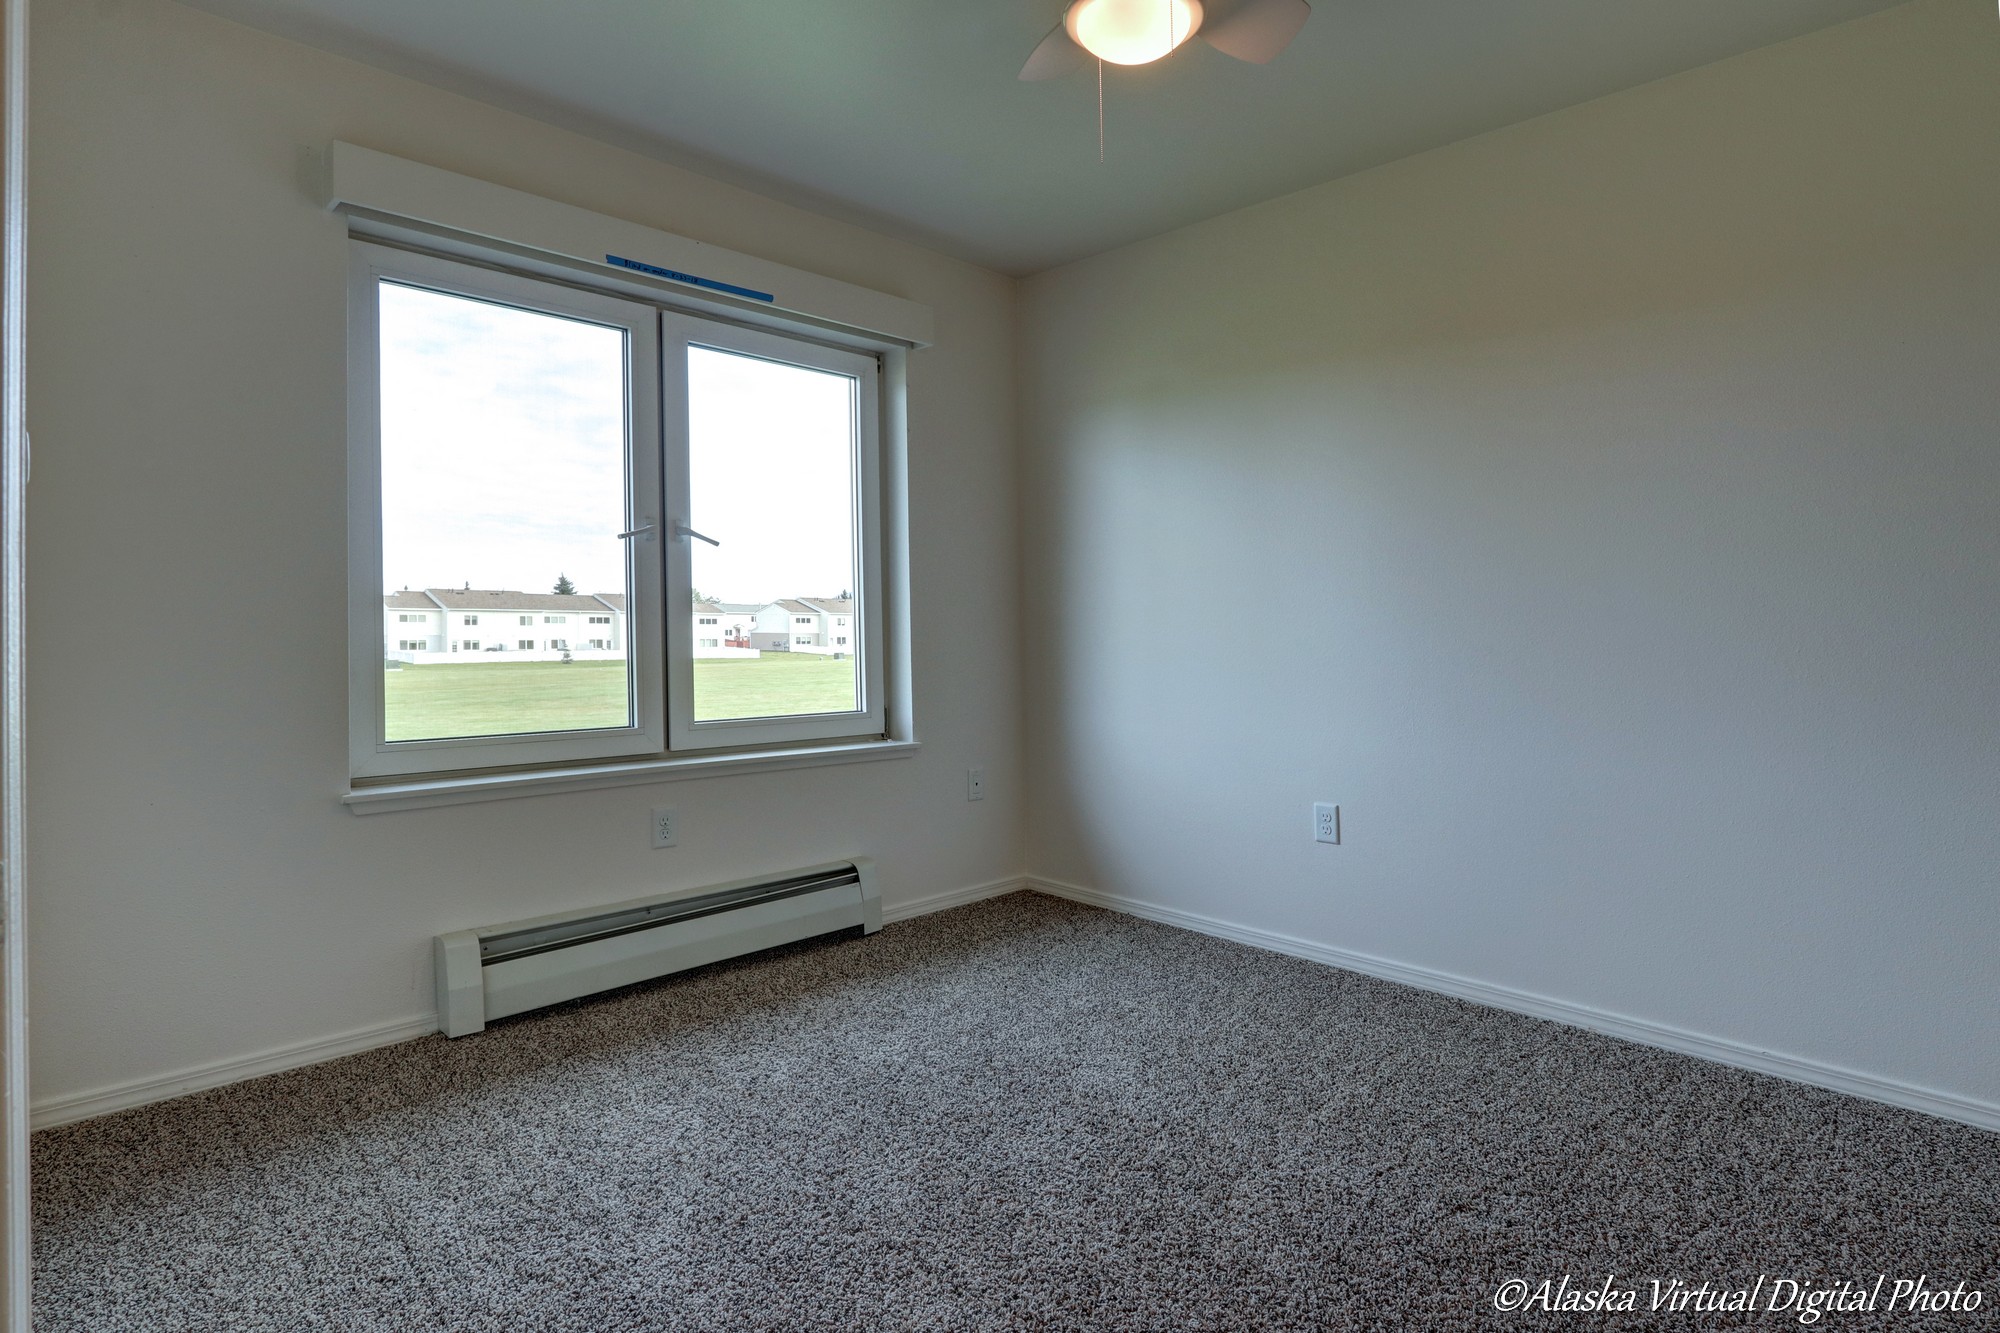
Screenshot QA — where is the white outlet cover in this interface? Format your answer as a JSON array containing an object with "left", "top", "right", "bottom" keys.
[
  {"left": 1313, "top": 802, "right": 1340, "bottom": 845},
  {"left": 651, "top": 806, "right": 677, "bottom": 848}
]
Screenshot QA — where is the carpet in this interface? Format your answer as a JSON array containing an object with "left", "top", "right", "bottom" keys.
[{"left": 32, "top": 892, "right": 2000, "bottom": 1330}]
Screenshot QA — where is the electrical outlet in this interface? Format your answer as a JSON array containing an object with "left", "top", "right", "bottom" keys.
[
  {"left": 967, "top": 767, "right": 986, "bottom": 801},
  {"left": 1313, "top": 802, "right": 1341, "bottom": 845},
  {"left": 651, "top": 807, "right": 678, "bottom": 849}
]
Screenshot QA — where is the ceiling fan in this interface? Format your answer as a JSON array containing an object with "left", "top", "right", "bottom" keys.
[{"left": 1019, "top": 0, "right": 1311, "bottom": 80}]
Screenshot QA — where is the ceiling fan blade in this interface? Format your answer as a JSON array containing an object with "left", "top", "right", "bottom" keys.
[
  {"left": 1199, "top": 0, "right": 1309, "bottom": 63},
  {"left": 1019, "top": 22, "right": 1088, "bottom": 81}
]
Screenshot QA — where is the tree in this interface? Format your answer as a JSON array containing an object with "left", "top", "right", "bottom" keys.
[{"left": 552, "top": 573, "right": 576, "bottom": 595}]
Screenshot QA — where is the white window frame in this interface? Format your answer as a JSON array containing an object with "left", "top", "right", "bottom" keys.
[
  {"left": 662, "top": 315, "right": 885, "bottom": 752},
  {"left": 348, "top": 236, "right": 904, "bottom": 803},
  {"left": 347, "top": 242, "right": 666, "bottom": 779}
]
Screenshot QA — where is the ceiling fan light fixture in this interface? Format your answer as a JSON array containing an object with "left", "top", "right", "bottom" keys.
[{"left": 1064, "top": 0, "right": 1204, "bottom": 66}]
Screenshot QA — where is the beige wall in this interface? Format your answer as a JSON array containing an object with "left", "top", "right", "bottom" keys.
[
  {"left": 1019, "top": 0, "right": 2000, "bottom": 1110},
  {"left": 27, "top": 0, "right": 1021, "bottom": 1109},
  {"left": 28, "top": 0, "right": 2000, "bottom": 1125}
]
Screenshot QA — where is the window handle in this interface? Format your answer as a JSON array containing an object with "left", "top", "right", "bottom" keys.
[
  {"left": 616, "top": 523, "right": 656, "bottom": 541},
  {"left": 673, "top": 520, "right": 721, "bottom": 548}
]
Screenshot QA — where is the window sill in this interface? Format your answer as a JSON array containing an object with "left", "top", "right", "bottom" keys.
[{"left": 343, "top": 738, "right": 920, "bottom": 815}]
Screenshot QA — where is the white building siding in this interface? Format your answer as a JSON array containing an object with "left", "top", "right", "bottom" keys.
[
  {"left": 691, "top": 609, "right": 756, "bottom": 659},
  {"left": 384, "top": 596, "right": 627, "bottom": 664}
]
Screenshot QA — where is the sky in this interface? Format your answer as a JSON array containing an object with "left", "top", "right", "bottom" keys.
[
  {"left": 688, "top": 346, "right": 856, "bottom": 607},
  {"left": 377, "top": 282, "right": 858, "bottom": 606}
]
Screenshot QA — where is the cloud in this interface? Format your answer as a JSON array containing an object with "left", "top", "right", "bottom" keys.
[{"left": 375, "top": 286, "right": 860, "bottom": 607}]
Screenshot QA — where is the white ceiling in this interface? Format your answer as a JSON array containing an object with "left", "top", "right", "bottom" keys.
[{"left": 184, "top": 0, "right": 1905, "bottom": 274}]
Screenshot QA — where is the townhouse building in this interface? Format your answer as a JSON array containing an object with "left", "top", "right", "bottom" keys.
[
  {"left": 383, "top": 588, "right": 625, "bottom": 663},
  {"left": 388, "top": 591, "right": 853, "bottom": 663},
  {"left": 692, "top": 601, "right": 761, "bottom": 660},
  {"left": 751, "top": 597, "right": 855, "bottom": 655}
]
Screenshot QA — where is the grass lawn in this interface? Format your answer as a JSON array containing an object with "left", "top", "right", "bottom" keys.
[
  {"left": 384, "top": 653, "right": 857, "bottom": 740},
  {"left": 695, "top": 652, "right": 856, "bottom": 722}
]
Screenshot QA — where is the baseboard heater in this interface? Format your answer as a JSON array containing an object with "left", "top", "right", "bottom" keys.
[{"left": 434, "top": 859, "right": 880, "bottom": 1037}]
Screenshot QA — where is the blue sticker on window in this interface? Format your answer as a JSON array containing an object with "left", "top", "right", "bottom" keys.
[{"left": 605, "top": 255, "right": 775, "bottom": 303}]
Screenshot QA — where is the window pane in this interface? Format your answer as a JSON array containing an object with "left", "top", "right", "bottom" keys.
[
  {"left": 686, "top": 347, "right": 860, "bottom": 722},
  {"left": 377, "top": 282, "right": 633, "bottom": 742}
]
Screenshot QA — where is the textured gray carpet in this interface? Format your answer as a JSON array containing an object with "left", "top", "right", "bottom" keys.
[{"left": 32, "top": 893, "right": 2000, "bottom": 1331}]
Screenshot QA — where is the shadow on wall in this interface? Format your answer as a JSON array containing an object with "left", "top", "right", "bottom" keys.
[{"left": 1013, "top": 0, "right": 2000, "bottom": 1109}]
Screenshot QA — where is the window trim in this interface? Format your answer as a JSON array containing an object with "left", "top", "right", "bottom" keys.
[
  {"left": 347, "top": 242, "right": 667, "bottom": 780},
  {"left": 328, "top": 142, "right": 935, "bottom": 347},
  {"left": 345, "top": 234, "right": 914, "bottom": 803},
  {"left": 343, "top": 737, "right": 920, "bottom": 814}
]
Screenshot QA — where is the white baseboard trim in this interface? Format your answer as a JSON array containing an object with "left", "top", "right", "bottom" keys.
[
  {"left": 1026, "top": 876, "right": 2000, "bottom": 1134},
  {"left": 881, "top": 874, "right": 1028, "bottom": 924},
  {"left": 32, "top": 873, "right": 1032, "bottom": 1131},
  {"left": 31, "top": 1014, "right": 439, "bottom": 1132}
]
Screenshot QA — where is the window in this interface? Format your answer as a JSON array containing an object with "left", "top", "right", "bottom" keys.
[
  {"left": 795, "top": 617, "right": 812, "bottom": 625},
  {"left": 349, "top": 245, "right": 661, "bottom": 778},
  {"left": 398, "top": 639, "right": 426, "bottom": 651},
  {"left": 350, "top": 241, "right": 887, "bottom": 785},
  {"left": 398, "top": 613, "right": 426, "bottom": 623},
  {"left": 657, "top": 310, "right": 890, "bottom": 750}
]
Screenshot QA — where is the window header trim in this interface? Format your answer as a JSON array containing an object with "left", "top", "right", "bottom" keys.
[{"left": 323, "top": 141, "right": 935, "bottom": 348}]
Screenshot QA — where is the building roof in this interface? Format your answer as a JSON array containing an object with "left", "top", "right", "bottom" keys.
[
  {"left": 384, "top": 588, "right": 623, "bottom": 613},
  {"left": 715, "top": 602, "right": 763, "bottom": 615},
  {"left": 594, "top": 593, "right": 625, "bottom": 614},
  {"left": 693, "top": 600, "right": 723, "bottom": 615},
  {"left": 797, "top": 597, "right": 854, "bottom": 616}
]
